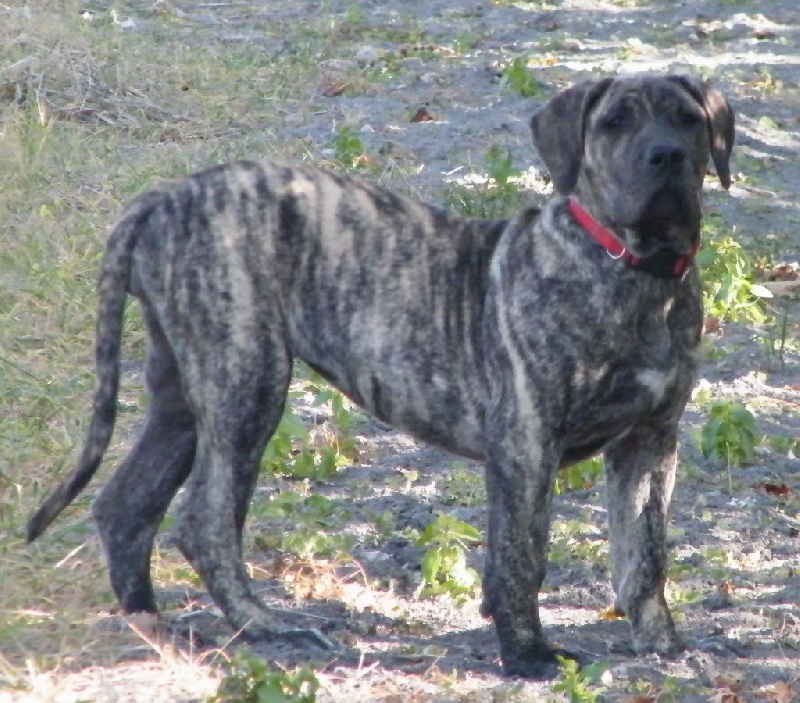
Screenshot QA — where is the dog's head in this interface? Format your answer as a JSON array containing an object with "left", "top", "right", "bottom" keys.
[{"left": 530, "top": 73, "right": 735, "bottom": 259}]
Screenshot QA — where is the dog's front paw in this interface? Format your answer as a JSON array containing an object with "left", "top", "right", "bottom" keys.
[
  {"left": 501, "top": 643, "right": 582, "bottom": 680},
  {"left": 630, "top": 596, "right": 684, "bottom": 656},
  {"left": 632, "top": 628, "right": 684, "bottom": 657}
]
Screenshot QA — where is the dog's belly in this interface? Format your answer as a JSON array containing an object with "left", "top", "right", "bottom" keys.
[{"left": 299, "top": 344, "right": 487, "bottom": 460}]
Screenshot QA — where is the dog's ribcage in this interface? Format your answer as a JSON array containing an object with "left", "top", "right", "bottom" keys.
[{"left": 129, "top": 161, "right": 507, "bottom": 457}]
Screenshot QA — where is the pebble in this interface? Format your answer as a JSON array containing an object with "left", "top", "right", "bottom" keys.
[{"left": 356, "top": 45, "right": 381, "bottom": 63}]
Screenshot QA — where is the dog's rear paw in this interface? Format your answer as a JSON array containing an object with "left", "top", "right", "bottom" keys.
[
  {"left": 240, "top": 622, "right": 337, "bottom": 651},
  {"left": 502, "top": 645, "right": 583, "bottom": 680},
  {"left": 283, "top": 627, "right": 337, "bottom": 651}
]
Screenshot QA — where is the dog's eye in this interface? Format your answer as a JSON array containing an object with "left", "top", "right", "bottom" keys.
[
  {"left": 677, "top": 110, "right": 702, "bottom": 127},
  {"left": 600, "top": 109, "right": 630, "bottom": 130}
]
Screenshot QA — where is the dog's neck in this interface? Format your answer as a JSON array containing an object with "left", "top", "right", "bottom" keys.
[{"left": 567, "top": 197, "right": 696, "bottom": 279}]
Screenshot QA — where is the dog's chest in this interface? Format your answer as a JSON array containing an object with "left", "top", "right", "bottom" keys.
[{"left": 564, "top": 300, "right": 698, "bottom": 446}]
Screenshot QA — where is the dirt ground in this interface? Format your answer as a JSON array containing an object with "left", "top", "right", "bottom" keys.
[{"left": 3, "top": 1, "right": 800, "bottom": 701}]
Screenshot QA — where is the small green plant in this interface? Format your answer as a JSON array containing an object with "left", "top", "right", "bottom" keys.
[
  {"left": 440, "top": 463, "right": 486, "bottom": 506},
  {"left": 549, "top": 519, "right": 607, "bottom": 569},
  {"left": 665, "top": 581, "right": 703, "bottom": 614},
  {"left": 549, "top": 657, "right": 610, "bottom": 703},
  {"left": 251, "top": 490, "right": 353, "bottom": 557},
  {"left": 260, "top": 384, "right": 358, "bottom": 482},
  {"left": 443, "top": 145, "right": 525, "bottom": 218},
  {"left": 453, "top": 31, "right": 480, "bottom": 55},
  {"left": 416, "top": 513, "right": 482, "bottom": 601},
  {"left": 209, "top": 649, "right": 319, "bottom": 703},
  {"left": 626, "top": 675, "right": 686, "bottom": 703},
  {"left": 501, "top": 56, "right": 539, "bottom": 97},
  {"left": 311, "top": 385, "right": 360, "bottom": 446},
  {"left": 260, "top": 407, "right": 345, "bottom": 481},
  {"left": 751, "top": 65, "right": 783, "bottom": 94},
  {"left": 756, "top": 307, "right": 791, "bottom": 368},
  {"left": 700, "top": 401, "right": 760, "bottom": 468},
  {"left": 766, "top": 434, "right": 800, "bottom": 457},
  {"left": 696, "top": 234, "right": 768, "bottom": 324},
  {"left": 281, "top": 527, "right": 353, "bottom": 560},
  {"left": 554, "top": 457, "right": 603, "bottom": 495},
  {"left": 330, "top": 126, "right": 366, "bottom": 170}
]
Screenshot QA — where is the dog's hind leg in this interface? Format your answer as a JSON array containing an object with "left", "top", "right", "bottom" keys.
[
  {"left": 92, "top": 305, "right": 197, "bottom": 614},
  {"left": 171, "top": 323, "right": 333, "bottom": 649},
  {"left": 604, "top": 421, "right": 683, "bottom": 656}
]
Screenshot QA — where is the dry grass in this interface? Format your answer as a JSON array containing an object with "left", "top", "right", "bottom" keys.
[
  {"left": 0, "top": 2, "right": 329, "bottom": 698},
  {"left": 2, "top": 2, "right": 798, "bottom": 702}
]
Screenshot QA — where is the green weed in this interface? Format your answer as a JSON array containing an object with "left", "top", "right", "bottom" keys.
[
  {"left": 282, "top": 528, "right": 354, "bottom": 560},
  {"left": 209, "top": 649, "right": 319, "bottom": 703},
  {"left": 416, "top": 513, "right": 482, "bottom": 602},
  {"left": 666, "top": 581, "right": 704, "bottom": 609},
  {"left": 500, "top": 56, "right": 540, "bottom": 98},
  {"left": 701, "top": 401, "right": 760, "bottom": 468},
  {"left": 453, "top": 32, "right": 481, "bottom": 55},
  {"left": 697, "top": 229, "right": 769, "bottom": 324},
  {"left": 751, "top": 65, "right": 783, "bottom": 94},
  {"left": 549, "top": 519, "right": 607, "bottom": 570},
  {"left": 549, "top": 657, "right": 610, "bottom": 703},
  {"left": 260, "top": 383, "right": 358, "bottom": 482},
  {"left": 443, "top": 145, "right": 526, "bottom": 219},
  {"left": 329, "top": 126, "right": 367, "bottom": 170},
  {"left": 440, "top": 463, "right": 486, "bottom": 506},
  {"left": 554, "top": 457, "right": 603, "bottom": 495},
  {"left": 251, "top": 491, "right": 353, "bottom": 558},
  {"left": 755, "top": 307, "right": 792, "bottom": 368},
  {"left": 766, "top": 434, "right": 800, "bottom": 457}
]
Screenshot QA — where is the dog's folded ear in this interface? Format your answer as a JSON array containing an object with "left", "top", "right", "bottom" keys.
[
  {"left": 529, "top": 78, "right": 613, "bottom": 195},
  {"left": 666, "top": 74, "right": 735, "bottom": 190}
]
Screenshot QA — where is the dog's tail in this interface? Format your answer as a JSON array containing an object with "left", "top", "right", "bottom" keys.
[{"left": 27, "top": 199, "right": 147, "bottom": 542}]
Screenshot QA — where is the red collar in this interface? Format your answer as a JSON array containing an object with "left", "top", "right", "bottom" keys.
[{"left": 567, "top": 197, "right": 696, "bottom": 279}]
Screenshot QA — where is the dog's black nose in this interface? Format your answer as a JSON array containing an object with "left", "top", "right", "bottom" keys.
[{"left": 647, "top": 144, "right": 685, "bottom": 174}]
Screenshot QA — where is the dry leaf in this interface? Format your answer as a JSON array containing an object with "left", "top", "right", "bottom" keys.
[
  {"left": 704, "top": 316, "right": 723, "bottom": 334},
  {"left": 321, "top": 82, "right": 349, "bottom": 97},
  {"left": 753, "top": 28, "right": 777, "bottom": 40},
  {"left": 760, "top": 280, "right": 800, "bottom": 297},
  {"left": 758, "top": 680, "right": 796, "bottom": 703},
  {"left": 718, "top": 580, "right": 736, "bottom": 595},
  {"left": 765, "top": 262, "right": 798, "bottom": 281},
  {"left": 410, "top": 107, "right": 436, "bottom": 123},
  {"left": 713, "top": 672, "right": 745, "bottom": 689},
  {"left": 598, "top": 605, "right": 626, "bottom": 621},
  {"left": 709, "top": 689, "right": 742, "bottom": 703},
  {"left": 352, "top": 154, "right": 378, "bottom": 168},
  {"left": 755, "top": 483, "right": 792, "bottom": 497}
]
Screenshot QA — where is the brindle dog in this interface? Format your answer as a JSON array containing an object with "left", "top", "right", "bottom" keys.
[{"left": 28, "top": 73, "right": 734, "bottom": 678}]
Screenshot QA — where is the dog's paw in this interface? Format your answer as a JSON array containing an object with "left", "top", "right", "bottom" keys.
[
  {"left": 630, "top": 595, "right": 684, "bottom": 656},
  {"left": 632, "top": 630, "right": 684, "bottom": 657},
  {"left": 501, "top": 645, "right": 583, "bottom": 680},
  {"left": 282, "top": 627, "right": 337, "bottom": 651},
  {"left": 240, "top": 623, "right": 337, "bottom": 651}
]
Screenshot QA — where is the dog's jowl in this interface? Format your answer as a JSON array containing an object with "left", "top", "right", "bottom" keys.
[{"left": 28, "top": 73, "right": 734, "bottom": 679}]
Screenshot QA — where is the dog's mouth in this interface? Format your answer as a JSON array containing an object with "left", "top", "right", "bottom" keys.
[{"left": 616, "top": 187, "right": 701, "bottom": 259}]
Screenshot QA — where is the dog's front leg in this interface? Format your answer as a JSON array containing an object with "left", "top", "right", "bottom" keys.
[
  {"left": 481, "top": 412, "right": 572, "bottom": 679},
  {"left": 604, "top": 421, "right": 683, "bottom": 656}
]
